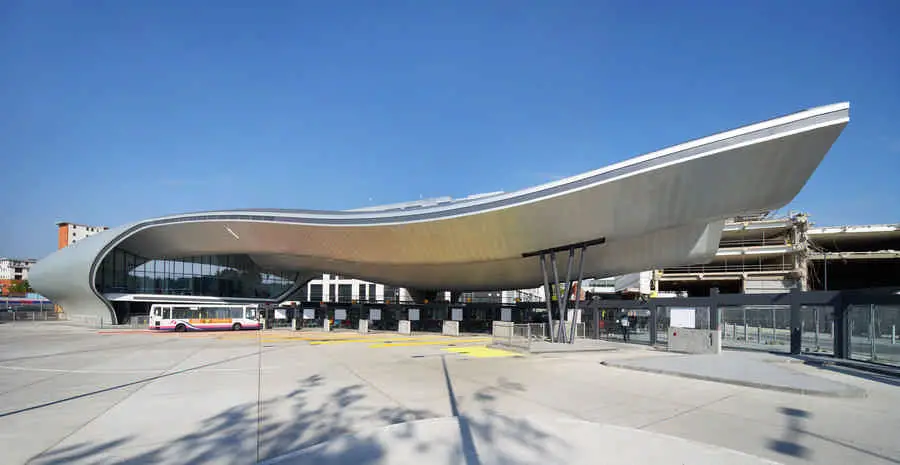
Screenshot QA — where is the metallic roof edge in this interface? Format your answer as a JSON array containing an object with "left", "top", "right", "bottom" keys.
[{"left": 121, "top": 102, "right": 849, "bottom": 227}]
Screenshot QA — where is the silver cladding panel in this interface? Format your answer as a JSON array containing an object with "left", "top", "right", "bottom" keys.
[{"left": 29, "top": 103, "right": 850, "bottom": 323}]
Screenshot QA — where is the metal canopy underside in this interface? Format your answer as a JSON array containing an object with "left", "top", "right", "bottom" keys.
[{"left": 29, "top": 103, "right": 851, "bottom": 324}]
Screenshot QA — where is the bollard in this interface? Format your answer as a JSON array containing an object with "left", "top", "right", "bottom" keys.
[
  {"left": 892, "top": 325, "right": 896, "bottom": 345},
  {"left": 291, "top": 318, "right": 299, "bottom": 331},
  {"left": 323, "top": 319, "right": 331, "bottom": 332},
  {"left": 757, "top": 326, "right": 761, "bottom": 344}
]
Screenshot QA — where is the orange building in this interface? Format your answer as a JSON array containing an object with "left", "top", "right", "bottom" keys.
[{"left": 56, "top": 222, "right": 109, "bottom": 249}]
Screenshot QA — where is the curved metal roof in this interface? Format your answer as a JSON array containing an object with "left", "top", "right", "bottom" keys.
[{"left": 29, "top": 103, "right": 850, "bottom": 324}]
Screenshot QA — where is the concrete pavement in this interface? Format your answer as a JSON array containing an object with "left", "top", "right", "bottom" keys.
[
  {"left": 603, "top": 352, "right": 868, "bottom": 397},
  {"left": 1, "top": 322, "right": 899, "bottom": 464}
]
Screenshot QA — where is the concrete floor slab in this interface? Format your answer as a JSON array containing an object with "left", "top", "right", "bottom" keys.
[
  {"left": 1, "top": 323, "right": 897, "bottom": 465},
  {"left": 603, "top": 351, "right": 868, "bottom": 397}
]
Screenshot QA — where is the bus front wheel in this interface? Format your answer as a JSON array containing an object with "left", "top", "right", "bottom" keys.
[
  {"left": 175, "top": 324, "right": 186, "bottom": 332},
  {"left": 232, "top": 323, "right": 242, "bottom": 331}
]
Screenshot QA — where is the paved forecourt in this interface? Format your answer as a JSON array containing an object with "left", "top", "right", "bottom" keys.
[{"left": 0, "top": 322, "right": 898, "bottom": 465}]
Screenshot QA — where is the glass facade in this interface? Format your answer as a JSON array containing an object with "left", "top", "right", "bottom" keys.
[
  {"left": 95, "top": 248, "right": 298, "bottom": 299},
  {"left": 309, "top": 284, "right": 323, "bottom": 302},
  {"left": 338, "top": 284, "right": 352, "bottom": 302}
]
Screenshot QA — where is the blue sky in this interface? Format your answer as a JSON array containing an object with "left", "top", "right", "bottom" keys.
[{"left": 2, "top": 0, "right": 898, "bottom": 259}]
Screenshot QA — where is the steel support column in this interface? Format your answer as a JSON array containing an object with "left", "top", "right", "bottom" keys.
[
  {"left": 568, "top": 246, "right": 586, "bottom": 343},
  {"left": 539, "top": 254, "right": 555, "bottom": 343},
  {"left": 834, "top": 296, "right": 849, "bottom": 359},
  {"left": 550, "top": 252, "right": 564, "bottom": 343},
  {"left": 557, "top": 248, "right": 576, "bottom": 343},
  {"left": 790, "top": 288, "right": 802, "bottom": 354},
  {"left": 649, "top": 306, "right": 658, "bottom": 345}
]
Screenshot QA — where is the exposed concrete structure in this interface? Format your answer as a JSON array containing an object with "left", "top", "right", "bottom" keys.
[
  {"left": 655, "top": 215, "right": 900, "bottom": 296},
  {"left": 808, "top": 222, "right": 900, "bottom": 290},
  {"left": 29, "top": 103, "right": 850, "bottom": 324}
]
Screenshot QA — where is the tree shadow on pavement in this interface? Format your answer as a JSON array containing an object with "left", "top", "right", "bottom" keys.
[
  {"left": 28, "top": 365, "right": 564, "bottom": 465},
  {"left": 29, "top": 373, "right": 434, "bottom": 465}
]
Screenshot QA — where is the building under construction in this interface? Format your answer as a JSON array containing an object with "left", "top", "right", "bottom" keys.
[{"left": 651, "top": 212, "right": 900, "bottom": 296}]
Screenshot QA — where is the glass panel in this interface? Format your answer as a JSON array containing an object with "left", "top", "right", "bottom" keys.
[
  {"left": 799, "top": 305, "right": 834, "bottom": 355},
  {"left": 874, "top": 305, "right": 900, "bottom": 366},
  {"left": 309, "top": 284, "right": 323, "bottom": 303},
  {"left": 721, "top": 305, "right": 790, "bottom": 353},
  {"left": 849, "top": 305, "right": 900, "bottom": 366},
  {"left": 95, "top": 250, "right": 297, "bottom": 299},
  {"left": 338, "top": 284, "right": 352, "bottom": 302}
]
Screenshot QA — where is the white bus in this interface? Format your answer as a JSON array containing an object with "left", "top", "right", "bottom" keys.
[{"left": 149, "top": 304, "right": 260, "bottom": 332}]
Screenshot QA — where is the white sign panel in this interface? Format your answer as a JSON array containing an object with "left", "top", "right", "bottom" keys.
[
  {"left": 274, "top": 309, "right": 287, "bottom": 320},
  {"left": 369, "top": 308, "right": 381, "bottom": 320},
  {"left": 566, "top": 309, "right": 582, "bottom": 324},
  {"left": 302, "top": 308, "right": 316, "bottom": 320},
  {"left": 408, "top": 308, "right": 420, "bottom": 321},
  {"left": 670, "top": 307, "right": 696, "bottom": 329},
  {"left": 451, "top": 308, "right": 464, "bottom": 321},
  {"left": 334, "top": 309, "right": 347, "bottom": 320},
  {"left": 500, "top": 308, "right": 512, "bottom": 322}
]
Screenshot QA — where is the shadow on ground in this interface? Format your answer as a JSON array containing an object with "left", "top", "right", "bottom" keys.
[
  {"left": 768, "top": 406, "right": 900, "bottom": 464},
  {"left": 28, "top": 362, "right": 563, "bottom": 465}
]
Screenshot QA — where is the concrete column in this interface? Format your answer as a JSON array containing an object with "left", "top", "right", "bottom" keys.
[{"left": 709, "top": 288, "right": 720, "bottom": 331}]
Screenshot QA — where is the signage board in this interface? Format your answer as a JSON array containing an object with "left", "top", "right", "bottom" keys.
[{"left": 670, "top": 307, "right": 696, "bottom": 328}]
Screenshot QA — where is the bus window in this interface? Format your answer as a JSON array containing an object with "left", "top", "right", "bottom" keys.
[
  {"left": 245, "top": 308, "right": 257, "bottom": 320},
  {"left": 172, "top": 307, "right": 192, "bottom": 319},
  {"left": 230, "top": 307, "right": 243, "bottom": 319}
]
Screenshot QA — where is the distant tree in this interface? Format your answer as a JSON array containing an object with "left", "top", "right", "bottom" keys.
[{"left": 8, "top": 280, "right": 32, "bottom": 294}]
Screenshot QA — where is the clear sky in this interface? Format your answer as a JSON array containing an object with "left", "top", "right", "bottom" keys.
[{"left": 2, "top": 0, "right": 898, "bottom": 259}]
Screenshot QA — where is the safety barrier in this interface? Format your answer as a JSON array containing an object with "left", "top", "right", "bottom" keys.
[
  {"left": 491, "top": 322, "right": 533, "bottom": 351},
  {"left": 442, "top": 320, "right": 460, "bottom": 336},
  {"left": 0, "top": 311, "right": 67, "bottom": 322}
]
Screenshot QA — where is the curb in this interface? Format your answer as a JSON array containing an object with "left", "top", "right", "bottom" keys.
[
  {"left": 489, "top": 343, "right": 619, "bottom": 354},
  {"left": 796, "top": 356, "right": 900, "bottom": 378},
  {"left": 601, "top": 361, "right": 867, "bottom": 398}
]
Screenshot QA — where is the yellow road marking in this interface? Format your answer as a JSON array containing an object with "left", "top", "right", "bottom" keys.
[
  {"left": 368, "top": 338, "right": 489, "bottom": 348},
  {"left": 309, "top": 337, "right": 413, "bottom": 345},
  {"left": 443, "top": 347, "right": 520, "bottom": 358}
]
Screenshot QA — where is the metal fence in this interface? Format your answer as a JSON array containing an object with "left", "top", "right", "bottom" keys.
[
  {"left": 720, "top": 306, "right": 792, "bottom": 352},
  {"left": 0, "top": 311, "right": 66, "bottom": 322},
  {"left": 848, "top": 304, "right": 900, "bottom": 365},
  {"left": 492, "top": 323, "right": 546, "bottom": 351}
]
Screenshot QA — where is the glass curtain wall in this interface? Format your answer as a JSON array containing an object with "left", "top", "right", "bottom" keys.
[{"left": 96, "top": 248, "right": 297, "bottom": 299}]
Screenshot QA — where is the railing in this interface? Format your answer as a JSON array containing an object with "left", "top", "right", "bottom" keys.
[
  {"left": 718, "top": 238, "right": 791, "bottom": 248},
  {"left": 492, "top": 322, "right": 545, "bottom": 351},
  {"left": 663, "top": 262, "right": 795, "bottom": 274},
  {"left": 0, "top": 311, "right": 67, "bottom": 322}
]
